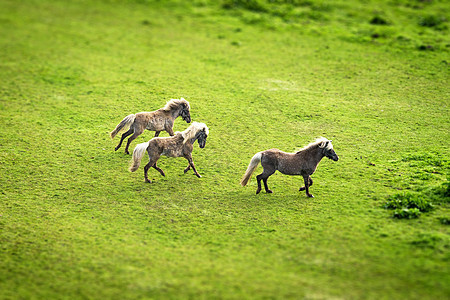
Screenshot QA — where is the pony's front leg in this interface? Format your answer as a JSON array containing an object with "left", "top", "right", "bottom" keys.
[
  {"left": 190, "top": 162, "right": 202, "bottom": 178},
  {"left": 166, "top": 126, "right": 175, "bottom": 136},
  {"left": 302, "top": 175, "right": 314, "bottom": 198},
  {"left": 185, "top": 156, "right": 201, "bottom": 178},
  {"left": 299, "top": 176, "right": 313, "bottom": 191},
  {"left": 183, "top": 165, "right": 191, "bottom": 174}
]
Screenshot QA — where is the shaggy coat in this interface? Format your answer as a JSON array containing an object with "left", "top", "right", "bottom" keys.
[
  {"left": 129, "top": 122, "right": 209, "bottom": 183},
  {"left": 110, "top": 98, "right": 191, "bottom": 154},
  {"left": 241, "top": 138, "right": 339, "bottom": 197}
]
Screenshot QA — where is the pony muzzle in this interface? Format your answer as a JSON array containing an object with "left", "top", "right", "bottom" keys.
[
  {"left": 325, "top": 150, "right": 339, "bottom": 161},
  {"left": 330, "top": 153, "right": 339, "bottom": 161},
  {"left": 183, "top": 115, "right": 191, "bottom": 123}
]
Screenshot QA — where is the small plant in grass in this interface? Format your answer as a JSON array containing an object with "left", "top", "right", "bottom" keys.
[
  {"left": 393, "top": 208, "right": 421, "bottom": 219},
  {"left": 418, "top": 15, "right": 446, "bottom": 28},
  {"left": 423, "top": 181, "right": 450, "bottom": 204},
  {"left": 433, "top": 180, "right": 450, "bottom": 200},
  {"left": 384, "top": 192, "right": 434, "bottom": 219},
  {"left": 370, "top": 15, "right": 389, "bottom": 25},
  {"left": 438, "top": 217, "right": 450, "bottom": 225}
]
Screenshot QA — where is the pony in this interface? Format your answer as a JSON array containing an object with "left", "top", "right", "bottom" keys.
[
  {"left": 240, "top": 137, "right": 339, "bottom": 197},
  {"left": 110, "top": 98, "right": 191, "bottom": 154},
  {"left": 129, "top": 122, "right": 209, "bottom": 183}
]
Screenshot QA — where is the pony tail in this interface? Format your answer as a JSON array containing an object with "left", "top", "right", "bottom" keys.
[
  {"left": 240, "top": 152, "right": 262, "bottom": 186},
  {"left": 129, "top": 142, "right": 149, "bottom": 172},
  {"left": 110, "top": 114, "right": 136, "bottom": 139}
]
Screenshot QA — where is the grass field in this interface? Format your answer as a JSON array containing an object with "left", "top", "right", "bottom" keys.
[{"left": 1, "top": 0, "right": 449, "bottom": 299}]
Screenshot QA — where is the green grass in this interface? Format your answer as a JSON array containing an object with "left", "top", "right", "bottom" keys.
[{"left": 0, "top": 0, "right": 449, "bottom": 299}]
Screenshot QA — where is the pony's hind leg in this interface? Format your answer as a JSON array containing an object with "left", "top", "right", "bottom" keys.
[
  {"left": 143, "top": 162, "right": 152, "bottom": 183},
  {"left": 263, "top": 177, "right": 272, "bottom": 194},
  {"left": 153, "top": 163, "right": 165, "bottom": 177},
  {"left": 256, "top": 165, "right": 275, "bottom": 194},
  {"left": 125, "top": 129, "right": 144, "bottom": 155},
  {"left": 299, "top": 176, "right": 313, "bottom": 191},
  {"left": 143, "top": 154, "right": 161, "bottom": 183},
  {"left": 115, "top": 128, "right": 133, "bottom": 151}
]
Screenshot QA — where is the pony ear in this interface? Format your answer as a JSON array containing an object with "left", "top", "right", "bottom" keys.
[{"left": 319, "top": 141, "right": 327, "bottom": 148}]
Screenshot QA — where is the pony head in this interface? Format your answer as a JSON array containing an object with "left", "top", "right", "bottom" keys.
[
  {"left": 317, "top": 137, "right": 339, "bottom": 161},
  {"left": 178, "top": 98, "right": 191, "bottom": 123},
  {"left": 164, "top": 98, "right": 191, "bottom": 123},
  {"left": 183, "top": 122, "right": 209, "bottom": 148}
]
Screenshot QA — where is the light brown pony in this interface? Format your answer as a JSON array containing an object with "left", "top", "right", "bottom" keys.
[
  {"left": 129, "top": 122, "right": 209, "bottom": 183},
  {"left": 110, "top": 98, "right": 191, "bottom": 154},
  {"left": 241, "top": 138, "right": 338, "bottom": 197}
]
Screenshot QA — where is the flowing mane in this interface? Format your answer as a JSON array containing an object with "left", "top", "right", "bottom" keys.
[
  {"left": 181, "top": 122, "right": 209, "bottom": 144},
  {"left": 162, "top": 98, "right": 190, "bottom": 112},
  {"left": 297, "top": 137, "right": 333, "bottom": 153}
]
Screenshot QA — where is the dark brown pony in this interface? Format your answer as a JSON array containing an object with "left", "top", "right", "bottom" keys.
[
  {"left": 240, "top": 138, "right": 338, "bottom": 197},
  {"left": 110, "top": 98, "right": 191, "bottom": 154},
  {"left": 129, "top": 122, "right": 209, "bottom": 183}
]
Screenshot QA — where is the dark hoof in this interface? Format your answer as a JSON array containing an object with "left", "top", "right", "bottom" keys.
[
  {"left": 145, "top": 179, "right": 152, "bottom": 183},
  {"left": 114, "top": 147, "right": 119, "bottom": 151},
  {"left": 266, "top": 190, "right": 273, "bottom": 194},
  {"left": 299, "top": 187, "right": 306, "bottom": 191},
  {"left": 307, "top": 194, "right": 314, "bottom": 198},
  {"left": 196, "top": 174, "right": 202, "bottom": 178},
  {"left": 256, "top": 189, "right": 261, "bottom": 195},
  {"left": 125, "top": 151, "right": 130, "bottom": 155}
]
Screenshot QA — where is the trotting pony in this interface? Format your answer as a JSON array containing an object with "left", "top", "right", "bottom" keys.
[
  {"left": 110, "top": 98, "right": 191, "bottom": 154},
  {"left": 129, "top": 122, "right": 209, "bottom": 183},
  {"left": 240, "top": 137, "right": 339, "bottom": 197}
]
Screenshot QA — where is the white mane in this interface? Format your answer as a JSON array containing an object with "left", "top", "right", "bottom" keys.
[
  {"left": 162, "top": 97, "right": 190, "bottom": 111},
  {"left": 297, "top": 137, "right": 333, "bottom": 152},
  {"left": 181, "top": 122, "right": 209, "bottom": 144}
]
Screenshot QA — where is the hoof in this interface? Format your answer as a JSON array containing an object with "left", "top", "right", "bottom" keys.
[
  {"left": 307, "top": 194, "right": 314, "bottom": 198},
  {"left": 145, "top": 179, "right": 152, "bottom": 183},
  {"left": 196, "top": 174, "right": 202, "bottom": 178},
  {"left": 256, "top": 189, "right": 261, "bottom": 195},
  {"left": 266, "top": 190, "right": 273, "bottom": 194},
  {"left": 299, "top": 187, "right": 306, "bottom": 191}
]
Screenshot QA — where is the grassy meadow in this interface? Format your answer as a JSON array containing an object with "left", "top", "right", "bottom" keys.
[{"left": 0, "top": 0, "right": 449, "bottom": 299}]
